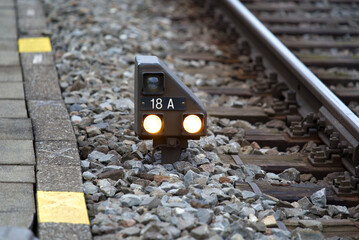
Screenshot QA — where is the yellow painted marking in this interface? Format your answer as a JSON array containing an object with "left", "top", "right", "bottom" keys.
[
  {"left": 37, "top": 191, "right": 89, "bottom": 224},
  {"left": 18, "top": 37, "right": 52, "bottom": 53}
]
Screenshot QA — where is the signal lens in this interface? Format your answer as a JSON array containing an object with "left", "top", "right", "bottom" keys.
[
  {"left": 143, "top": 115, "right": 162, "bottom": 134},
  {"left": 183, "top": 115, "right": 202, "bottom": 134}
]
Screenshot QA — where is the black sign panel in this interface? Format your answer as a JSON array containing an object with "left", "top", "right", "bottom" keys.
[{"left": 140, "top": 97, "right": 186, "bottom": 111}]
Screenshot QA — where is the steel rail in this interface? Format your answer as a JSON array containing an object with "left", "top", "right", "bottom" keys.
[{"left": 220, "top": 0, "right": 359, "bottom": 140}]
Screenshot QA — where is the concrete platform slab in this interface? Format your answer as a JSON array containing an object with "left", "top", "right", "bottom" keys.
[
  {"left": 0, "top": 83, "right": 24, "bottom": 99},
  {"left": 36, "top": 165, "right": 83, "bottom": 192},
  {"left": 0, "top": 119, "right": 33, "bottom": 140},
  {"left": 0, "top": 66, "right": 22, "bottom": 82},
  {"left": 32, "top": 118, "right": 76, "bottom": 141},
  {"left": 0, "top": 183, "right": 35, "bottom": 212},
  {"left": 22, "top": 65, "right": 58, "bottom": 83},
  {"left": 19, "top": 17, "right": 47, "bottom": 31},
  {"left": 24, "top": 80, "right": 62, "bottom": 100},
  {"left": 0, "top": 165, "right": 35, "bottom": 183},
  {"left": 0, "top": 140, "right": 35, "bottom": 165},
  {"left": 20, "top": 52, "right": 53, "bottom": 66},
  {"left": 0, "top": 100, "right": 27, "bottom": 118},
  {"left": 0, "top": 51, "right": 19, "bottom": 66},
  {"left": 0, "top": 9, "right": 16, "bottom": 18},
  {"left": 35, "top": 141, "right": 80, "bottom": 166},
  {"left": 39, "top": 223, "right": 91, "bottom": 240},
  {"left": 28, "top": 100, "right": 68, "bottom": 120}
]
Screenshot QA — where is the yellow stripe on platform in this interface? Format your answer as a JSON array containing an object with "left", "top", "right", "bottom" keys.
[
  {"left": 18, "top": 37, "right": 52, "bottom": 53},
  {"left": 37, "top": 191, "right": 89, "bottom": 224}
]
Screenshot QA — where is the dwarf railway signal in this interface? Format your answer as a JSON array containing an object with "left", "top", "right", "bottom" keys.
[{"left": 134, "top": 56, "right": 207, "bottom": 164}]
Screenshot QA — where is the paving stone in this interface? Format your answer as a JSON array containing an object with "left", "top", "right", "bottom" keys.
[
  {"left": 32, "top": 119, "right": 76, "bottom": 141},
  {"left": 0, "top": 165, "right": 35, "bottom": 183},
  {"left": 0, "top": 183, "right": 35, "bottom": 212},
  {"left": 28, "top": 100, "right": 68, "bottom": 120},
  {"left": 0, "top": 119, "right": 33, "bottom": 140},
  {"left": 23, "top": 65, "right": 58, "bottom": 83},
  {"left": 0, "top": 140, "right": 35, "bottom": 165},
  {"left": 20, "top": 53, "right": 54, "bottom": 67},
  {"left": 0, "top": 66, "right": 22, "bottom": 82},
  {"left": 0, "top": 83, "right": 24, "bottom": 99},
  {"left": 24, "top": 80, "right": 62, "bottom": 100},
  {"left": 35, "top": 141, "right": 80, "bottom": 166},
  {"left": 0, "top": 40, "right": 17, "bottom": 51},
  {"left": 39, "top": 223, "right": 91, "bottom": 240},
  {"left": 0, "top": 1, "right": 15, "bottom": 8},
  {"left": 36, "top": 165, "right": 83, "bottom": 192},
  {"left": 0, "top": 220, "right": 35, "bottom": 234},
  {"left": 0, "top": 51, "right": 19, "bottom": 66},
  {"left": 0, "top": 100, "right": 27, "bottom": 118}
]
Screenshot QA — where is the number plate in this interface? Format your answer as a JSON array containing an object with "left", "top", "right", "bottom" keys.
[{"left": 140, "top": 97, "right": 186, "bottom": 110}]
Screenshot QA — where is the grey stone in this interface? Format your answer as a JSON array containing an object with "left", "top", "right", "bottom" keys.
[
  {"left": 0, "top": 51, "right": 19, "bottom": 66},
  {"left": 278, "top": 168, "right": 300, "bottom": 182},
  {"left": 28, "top": 100, "right": 68, "bottom": 120},
  {"left": 199, "top": 136, "right": 217, "bottom": 151},
  {"left": 0, "top": 165, "right": 35, "bottom": 183},
  {"left": 98, "top": 154, "right": 117, "bottom": 164},
  {"left": 172, "top": 212, "right": 196, "bottom": 230},
  {"left": 113, "top": 98, "right": 134, "bottom": 111},
  {"left": 156, "top": 206, "right": 172, "bottom": 222},
  {"left": 0, "top": 227, "right": 37, "bottom": 240},
  {"left": 165, "top": 226, "right": 181, "bottom": 238},
  {"left": 160, "top": 181, "right": 185, "bottom": 192},
  {"left": 283, "top": 208, "right": 306, "bottom": 218},
  {"left": 194, "top": 154, "right": 210, "bottom": 165},
  {"left": 195, "top": 208, "right": 214, "bottom": 224},
  {"left": 38, "top": 223, "right": 91, "bottom": 240},
  {"left": 81, "top": 160, "right": 90, "bottom": 171},
  {"left": 98, "top": 179, "right": 116, "bottom": 197},
  {"left": 88, "top": 151, "right": 106, "bottom": 161},
  {"left": 211, "top": 215, "right": 230, "bottom": 232},
  {"left": 310, "top": 205, "right": 327, "bottom": 216},
  {"left": 121, "top": 226, "right": 140, "bottom": 236},
  {"left": 0, "top": 83, "right": 24, "bottom": 99},
  {"left": 83, "top": 181, "right": 98, "bottom": 195},
  {"left": 328, "top": 205, "right": 349, "bottom": 216},
  {"left": 161, "top": 196, "right": 191, "bottom": 208},
  {"left": 86, "top": 126, "right": 101, "bottom": 137},
  {"left": 0, "top": 100, "right": 27, "bottom": 118},
  {"left": 141, "top": 196, "right": 162, "bottom": 209},
  {"left": 0, "top": 66, "right": 22, "bottom": 82},
  {"left": 124, "top": 159, "right": 144, "bottom": 170},
  {"left": 184, "top": 170, "right": 208, "bottom": 187},
  {"left": 310, "top": 188, "right": 326, "bottom": 207},
  {"left": 32, "top": 119, "right": 76, "bottom": 141},
  {"left": 0, "top": 140, "right": 35, "bottom": 165},
  {"left": 120, "top": 194, "right": 143, "bottom": 207},
  {"left": 36, "top": 165, "right": 83, "bottom": 192},
  {"left": 239, "top": 206, "right": 255, "bottom": 218},
  {"left": 191, "top": 225, "right": 210, "bottom": 239},
  {"left": 241, "top": 190, "right": 258, "bottom": 200},
  {"left": 271, "top": 228, "right": 291, "bottom": 239},
  {"left": 297, "top": 197, "right": 313, "bottom": 210},
  {"left": 135, "top": 213, "right": 160, "bottom": 224},
  {"left": 0, "top": 119, "right": 33, "bottom": 140},
  {"left": 35, "top": 141, "right": 80, "bottom": 166},
  {"left": 83, "top": 171, "right": 97, "bottom": 181}
]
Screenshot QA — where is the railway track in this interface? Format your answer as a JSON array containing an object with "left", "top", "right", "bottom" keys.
[{"left": 1, "top": 0, "right": 359, "bottom": 239}]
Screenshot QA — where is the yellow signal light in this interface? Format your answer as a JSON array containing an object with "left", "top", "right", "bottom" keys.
[
  {"left": 183, "top": 115, "right": 202, "bottom": 134},
  {"left": 143, "top": 115, "right": 162, "bottom": 134}
]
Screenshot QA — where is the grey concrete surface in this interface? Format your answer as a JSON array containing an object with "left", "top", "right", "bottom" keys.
[{"left": 0, "top": 140, "right": 35, "bottom": 165}]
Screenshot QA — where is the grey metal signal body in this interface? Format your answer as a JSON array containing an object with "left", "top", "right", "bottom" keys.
[{"left": 135, "top": 56, "right": 207, "bottom": 164}]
